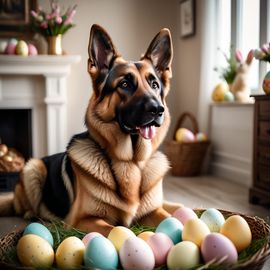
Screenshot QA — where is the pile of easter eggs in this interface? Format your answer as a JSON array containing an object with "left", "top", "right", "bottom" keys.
[
  {"left": 212, "top": 82, "right": 235, "bottom": 102},
  {"left": 15, "top": 207, "right": 253, "bottom": 270},
  {"left": 175, "top": 128, "right": 207, "bottom": 143},
  {"left": 3, "top": 38, "right": 38, "bottom": 56}
]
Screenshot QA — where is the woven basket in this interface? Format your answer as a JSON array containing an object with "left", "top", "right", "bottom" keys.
[
  {"left": 165, "top": 112, "right": 210, "bottom": 176},
  {"left": 0, "top": 210, "right": 269, "bottom": 270}
]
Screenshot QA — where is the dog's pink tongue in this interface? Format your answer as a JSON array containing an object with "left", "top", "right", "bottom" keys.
[{"left": 139, "top": 126, "right": 156, "bottom": 140}]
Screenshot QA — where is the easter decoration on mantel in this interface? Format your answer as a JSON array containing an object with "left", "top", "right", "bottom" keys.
[
  {"left": 254, "top": 42, "right": 270, "bottom": 95},
  {"left": 30, "top": 0, "right": 77, "bottom": 55},
  {"left": 212, "top": 46, "right": 254, "bottom": 103},
  {"left": 1, "top": 207, "right": 270, "bottom": 270}
]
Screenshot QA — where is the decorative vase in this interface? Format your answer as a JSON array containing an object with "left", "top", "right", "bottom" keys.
[
  {"left": 262, "top": 70, "right": 270, "bottom": 95},
  {"left": 47, "top": 34, "right": 62, "bottom": 55}
]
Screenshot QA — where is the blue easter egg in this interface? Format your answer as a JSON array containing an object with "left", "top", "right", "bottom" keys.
[
  {"left": 23, "top": 222, "right": 54, "bottom": 247},
  {"left": 84, "top": 236, "right": 118, "bottom": 269},
  {"left": 156, "top": 217, "right": 183, "bottom": 244}
]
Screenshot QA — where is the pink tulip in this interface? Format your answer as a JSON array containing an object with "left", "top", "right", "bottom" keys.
[
  {"left": 31, "top": 10, "right": 38, "bottom": 17},
  {"left": 235, "top": 49, "right": 243, "bottom": 63},
  {"left": 56, "top": 16, "right": 62, "bottom": 24},
  {"left": 40, "top": 21, "right": 48, "bottom": 29}
]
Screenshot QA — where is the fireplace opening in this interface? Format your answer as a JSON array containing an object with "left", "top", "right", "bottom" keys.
[
  {"left": 0, "top": 109, "right": 32, "bottom": 160},
  {"left": 0, "top": 109, "right": 32, "bottom": 192}
]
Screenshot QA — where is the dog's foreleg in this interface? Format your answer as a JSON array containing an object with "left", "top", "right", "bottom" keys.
[
  {"left": 138, "top": 207, "right": 171, "bottom": 227},
  {"left": 163, "top": 200, "right": 184, "bottom": 214},
  {"left": 73, "top": 217, "right": 114, "bottom": 237}
]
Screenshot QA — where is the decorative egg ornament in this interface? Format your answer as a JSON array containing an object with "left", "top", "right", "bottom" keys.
[
  {"left": 23, "top": 222, "right": 54, "bottom": 247},
  {"left": 175, "top": 128, "right": 195, "bottom": 142},
  {"left": 15, "top": 40, "right": 29, "bottom": 56},
  {"left": 262, "top": 71, "right": 270, "bottom": 94},
  {"left": 17, "top": 234, "right": 54, "bottom": 268},
  {"left": 212, "top": 82, "right": 229, "bottom": 102}
]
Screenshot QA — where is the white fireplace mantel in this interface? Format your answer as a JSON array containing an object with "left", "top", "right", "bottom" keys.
[{"left": 0, "top": 55, "right": 81, "bottom": 156}]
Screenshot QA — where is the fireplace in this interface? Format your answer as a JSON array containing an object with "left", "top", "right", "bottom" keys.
[
  {"left": 0, "top": 55, "right": 81, "bottom": 191},
  {"left": 0, "top": 109, "right": 32, "bottom": 160}
]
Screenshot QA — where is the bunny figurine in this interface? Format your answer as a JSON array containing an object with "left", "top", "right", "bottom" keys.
[{"left": 231, "top": 49, "right": 253, "bottom": 102}]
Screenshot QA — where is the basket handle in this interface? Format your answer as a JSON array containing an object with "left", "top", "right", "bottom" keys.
[{"left": 173, "top": 112, "right": 199, "bottom": 140}]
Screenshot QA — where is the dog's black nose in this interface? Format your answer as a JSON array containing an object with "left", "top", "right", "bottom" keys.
[{"left": 145, "top": 99, "right": 164, "bottom": 116}]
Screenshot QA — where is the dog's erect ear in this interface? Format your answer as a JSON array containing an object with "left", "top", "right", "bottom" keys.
[
  {"left": 88, "top": 24, "right": 118, "bottom": 76},
  {"left": 142, "top": 28, "right": 173, "bottom": 78}
]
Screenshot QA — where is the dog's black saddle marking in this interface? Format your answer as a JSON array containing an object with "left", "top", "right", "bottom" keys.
[{"left": 42, "top": 152, "right": 74, "bottom": 218}]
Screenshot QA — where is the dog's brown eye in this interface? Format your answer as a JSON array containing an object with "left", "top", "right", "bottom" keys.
[
  {"left": 152, "top": 81, "right": 159, "bottom": 90},
  {"left": 119, "top": 80, "right": 129, "bottom": 89}
]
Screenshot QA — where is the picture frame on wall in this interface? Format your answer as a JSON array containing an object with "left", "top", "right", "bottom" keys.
[
  {"left": 179, "top": 0, "right": 195, "bottom": 38},
  {"left": 0, "top": 0, "right": 37, "bottom": 38}
]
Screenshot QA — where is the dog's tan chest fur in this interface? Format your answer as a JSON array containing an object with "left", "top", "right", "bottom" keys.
[{"left": 66, "top": 136, "right": 169, "bottom": 227}]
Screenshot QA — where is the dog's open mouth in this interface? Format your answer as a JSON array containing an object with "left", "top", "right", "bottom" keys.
[{"left": 123, "top": 123, "right": 157, "bottom": 140}]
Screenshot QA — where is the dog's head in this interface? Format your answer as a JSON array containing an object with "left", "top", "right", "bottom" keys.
[{"left": 86, "top": 24, "right": 172, "bottom": 153}]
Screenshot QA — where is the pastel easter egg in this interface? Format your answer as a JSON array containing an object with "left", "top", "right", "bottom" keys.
[
  {"left": 224, "top": 91, "right": 235, "bottom": 102},
  {"left": 108, "top": 226, "right": 136, "bottom": 252},
  {"left": 167, "top": 241, "right": 200, "bottom": 270},
  {"left": 195, "top": 132, "right": 208, "bottom": 142},
  {"left": 147, "top": 232, "right": 174, "bottom": 267},
  {"left": 82, "top": 232, "right": 102, "bottom": 247},
  {"left": 212, "top": 82, "right": 229, "bottom": 102},
  {"left": 137, "top": 231, "right": 155, "bottom": 241},
  {"left": 28, "top": 43, "right": 38, "bottom": 55},
  {"left": 200, "top": 208, "right": 225, "bottom": 232},
  {"left": 262, "top": 71, "right": 270, "bottom": 94},
  {"left": 220, "top": 215, "right": 252, "bottom": 252},
  {"left": 23, "top": 222, "right": 54, "bottom": 247},
  {"left": 5, "top": 43, "right": 17, "bottom": 54},
  {"left": 84, "top": 236, "right": 118, "bottom": 269},
  {"left": 156, "top": 217, "right": 183, "bottom": 244},
  {"left": 119, "top": 236, "right": 155, "bottom": 270},
  {"left": 173, "top": 207, "right": 198, "bottom": 225},
  {"left": 175, "top": 128, "right": 195, "bottom": 142},
  {"left": 17, "top": 234, "right": 54, "bottom": 268},
  {"left": 56, "top": 236, "right": 85, "bottom": 270},
  {"left": 182, "top": 218, "right": 210, "bottom": 247},
  {"left": 201, "top": 233, "right": 238, "bottom": 264},
  {"left": 15, "top": 40, "right": 29, "bottom": 56}
]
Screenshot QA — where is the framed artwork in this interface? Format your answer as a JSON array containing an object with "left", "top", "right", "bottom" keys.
[
  {"left": 0, "top": 0, "right": 37, "bottom": 38},
  {"left": 179, "top": 0, "right": 195, "bottom": 38}
]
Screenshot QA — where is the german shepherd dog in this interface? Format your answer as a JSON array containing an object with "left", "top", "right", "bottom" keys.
[{"left": 0, "top": 25, "right": 179, "bottom": 236}]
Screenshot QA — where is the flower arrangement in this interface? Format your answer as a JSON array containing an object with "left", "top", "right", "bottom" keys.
[
  {"left": 214, "top": 46, "right": 238, "bottom": 85},
  {"left": 254, "top": 43, "right": 270, "bottom": 63},
  {"left": 31, "top": 0, "right": 77, "bottom": 37}
]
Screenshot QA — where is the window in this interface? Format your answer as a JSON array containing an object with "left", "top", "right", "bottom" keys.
[{"left": 217, "top": 0, "right": 268, "bottom": 94}]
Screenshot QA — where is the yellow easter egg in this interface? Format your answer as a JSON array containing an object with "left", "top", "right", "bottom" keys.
[
  {"left": 56, "top": 236, "right": 85, "bottom": 270},
  {"left": 17, "top": 234, "right": 54, "bottom": 268},
  {"left": 182, "top": 219, "right": 210, "bottom": 247},
  {"left": 220, "top": 215, "right": 252, "bottom": 252},
  {"left": 137, "top": 231, "right": 155, "bottom": 241},
  {"left": 108, "top": 226, "right": 136, "bottom": 252},
  {"left": 212, "top": 82, "right": 229, "bottom": 102},
  {"left": 15, "top": 40, "right": 29, "bottom": 56},
  {"left": 175, "top": 128, "right": 195, "bottom": 142}
]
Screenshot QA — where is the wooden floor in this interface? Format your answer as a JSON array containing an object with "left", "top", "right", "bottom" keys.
[{"left": 163, "top": 174, "right": 270, "bottom": 222}]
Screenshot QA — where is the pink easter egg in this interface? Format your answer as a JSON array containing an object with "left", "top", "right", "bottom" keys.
[
  {"left": 28, "top": 43, "right": 38, "bottom": 55},
  {"left": 82, "top": 232, "right": 102, "bottom": 247},
  {"left": 173, "top": 207, "right": 198, "bottom": 225},
  {"left": 5, "top": 43, "right": 16, "bottom": 55},
  {"left": 147, "top": 232, "right": 174, "bottom": 267}
]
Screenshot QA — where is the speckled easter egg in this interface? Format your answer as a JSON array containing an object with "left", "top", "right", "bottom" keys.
[
  {"left": 262, "top": 71, "right": 270, "bottom": 94},
  {"left": 200, "top": 208, "right": 225, "bottom": 232},
  {"left": 17, "top": 234, "right": 54, "bottom": 268}
]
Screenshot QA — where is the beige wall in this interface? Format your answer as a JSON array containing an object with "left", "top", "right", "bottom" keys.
[{"left": 42, "top": 0, "right": 204, "bottom": 142}]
